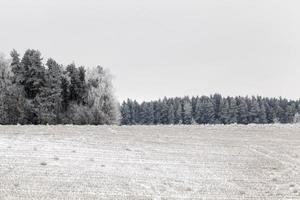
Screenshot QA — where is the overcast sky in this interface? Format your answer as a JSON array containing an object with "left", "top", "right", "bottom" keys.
[{"left": 1, "top": 0, "right": 299, "bottom": 101}]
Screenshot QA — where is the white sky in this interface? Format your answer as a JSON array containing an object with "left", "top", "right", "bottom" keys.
[{"left": 1, "top": 0, "right": 300, "bottom": 102}]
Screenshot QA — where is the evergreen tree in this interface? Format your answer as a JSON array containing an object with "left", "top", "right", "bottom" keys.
[
  {"left": 237, "top": 97, "right": 248, "bottom": 124},
  {"left": 121, "top": 101, "right": 131, "bottom": 125},
  {"left": 228, "top": 97, "right": 238, "bottom": 124},
  {"left": 212, "top": 94, "right": 222, "bottom": 124},
  {"left": 78, "top": 66, "right": 87, "bottom": 104},
  {"left": 160, "top": 98, "right": 170, "bottom": 124},
  {"left": 182, "top": 98, "right": 192, "bottom": 124},
  {"left": 249, "top": 97, "right": 260, "bottom": 123},
  {"left": 258, "top": 98, "right": 267, "bottom": 123},
  {"left": 21, "top": 49, "right": 45, "bottom": 99},
  {"left": 0, "top": 54, "right": 21, "bottom": 124},
  {"left": 61, "top": 74, "right": 70, "bottom": 112},
  {"left": 168, "top": 104, "right": 175, "bottom": 124},
  {"left": 36, "top": 58, "right": 63, "bottom": 124},
  {"left": 220, "top": 98, "right": 230, "bottom": 124},
  {"left": 153, "top": 101, "right": 162, "bottom": 124},
  {"left": 10, "top": 49, "right": 24, "bottom": 84},
  {"left": 66, "top": 63, "right": 81, "bottom": 102},
  {"left": 174, "top": 98, "right": 183, "bottom": 124},
  {"left": 195, "top": 96, "right": 215, "bottom": 124},
  {"left": 286, "top": 103, "right": 296, "bottom": 123}
]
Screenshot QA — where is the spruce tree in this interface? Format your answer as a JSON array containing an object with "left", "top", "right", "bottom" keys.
[
  {"left": 249, "top": 97, "right": 260, "bottom": 123},
  {"left": 61, "top": 74, "right": 70, "bottom": 112},
  {"left": 220, "top": 98, "right": 230, "bottom": 124},
  {"left": 237, "top": 97, "right": 249, "bottom": 124},
  {"left": 182, "top": 98, "right": 192, "bottom": 124},
  {"left": 168, "top": 104, "right": 175, "bottom": 124},
  {"left": 121, "top": 101, "right": 131, "bottom": 125},
  {"left": 36, "top": 58, "right": 63, "bottom": 124},
  {"left": 174, "top": 98, "right": 183, "bottom": 124},
  {"left": 228, "top": 97, "right": 238, "bottom": 124},
  {"left": 212, "top": 94, "right": 222, "bottom": 124},
  {"left": 21, "top": 49, "right": 46, "bottom": 99},
  {"left": 195, "top": 96, "right": 215, "bottom": 124},
  {"left": 160, "top": 98, "right": 170, "bottom": 124},
  {"left": 66, "top": 63, "right": 81, "bottom": 102}
]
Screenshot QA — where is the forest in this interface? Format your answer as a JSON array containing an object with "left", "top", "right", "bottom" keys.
[
  {"left": 121, "top": 95, "right": 300, "bottom": 125},
  {"left": 1, "top": 49, "right": 300, "bottom": 125},
  {"left": 0, "top": 50, "right": 119, "bottom": 125}
]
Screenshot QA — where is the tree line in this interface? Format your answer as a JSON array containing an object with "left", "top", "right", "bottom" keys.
[
  {"left": 121, "top": 94, "right": 300, "bottom": 125},
  {"left": 1, "top": 50, "right": 300, "bottom": 126},
  {"left": 0, "top": 50, "right": 119, "bottom": 125}
]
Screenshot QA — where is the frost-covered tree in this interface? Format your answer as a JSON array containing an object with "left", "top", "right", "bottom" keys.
[
  {"left": 36, "top": 58, "right": 63, "bottom": 124},
  {"left": 0, "top": 54, "right": 13, "bottom": 123},
  {"left": 212, "top": 94, "right": 222, "bottom": 124},
  {"left": 236, "top": 97, "right": 249, "bottom": 124},
  {"left": 0, "top": 54, "right": 13, "bottom": 89},
  {"left": 174, "top": 98, "right": 183, "bottom": 124},
  {"left": 1, "top": 49, "right": 121, "bottom": 125},
  {"left": 249, "top": 97, "right": 260, "bottom": 123},
  {"left": 228, "top": 97, "right": 238, "bottom": 124},
  {"left": 258, "top": 99, "right": 267, "bottom": 123},
  {"left": 160, "top": 98, "right": 170, "bottom": 124},
  {"left": 220, "top": 98, "right": 230, "bottom": 124},
  {"left": 293, "top": 113, "right": 300, "bottom": 123},
  {"left": 66, "top": 63, "right": 81, "bottom": 103},
  {"left": 286, "top": 103, "right": 297, "bottom": 123},
  {"left": 0, "top": 53, "right": 26, "bottom": 124},
  {"left": 182, "top": 98, "right": 193, "bottom": 124},
  {"left": 60, "top": 74, "right": 70, "bottom": 112},
  {"left": 86, "top": 66, "right": 120, "bottom": 124},
  {"left": 194, "top": 96, "right": 214, "bottom": 124},
  {"left": 21, "top": 49, "right": 46, "bottom": 99},
  {"left": 120, "top": 95, "right": 300, "bottom": 125},
  {"left": 121, "top": 100, "right": 131, "bottom": 125},
  {"left": 168, "top": 104, "right": 175, "bottom": 124}
]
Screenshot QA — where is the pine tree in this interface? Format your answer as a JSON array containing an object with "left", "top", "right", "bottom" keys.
[
  {"left": 249, "top": 97, "right": 260, "bottom": 123},
  {"left": 0, "top": 54, "right": 17, "bottom": 124},
  {"left": 168, "top": 104, "right": 175, "bottom": 124},
  {"left": 220, "top": 98, "right": 230, "bottom": 124},
  {"left": 258, "top": 98, "right": 267, "bottom": 123},
  {"left": 10, "top": 49, "right": 24, "bottom": 84},
  {"left": 21, "top": 49, "right": 46, "bottom": 99},
  {"left": 286, "top": 103, "right": 296, "bottom": 123},
  {"left": 147, "top": 102, "right": 155, "bottom": 124},
  {"left": 36, "top": 58, "right": 63, "bottom": 124},
  {"left": 174, "top": 98, "right": 183, "bottom": 124},
  {"left": 160, "top": 98, "right": 169, "bottom": 124},
  {"left": 121, "top": 101, "right": 131, "bottom": 125},
  {"left": 195, "top": 96, "right": 215, "bottom": 124},
  {"left": 132, "top": 100, "right": 140, "bottom": 124},
  {"left": 78, "top": 66, "right": 87, "bottom": 104},
  {"left": 153, "top": 101, "right": 162, "bottom": 124},
  {"left": 182, "top": 98, "right": 192, "bottom": 124},
  {"left": 66, "top": 63, "right": 81, "bottom": 102},
  {"left": 212, "top": 94, "right": 222, "bottom": 124},
  {"left": 228, "top": 97, "right": 238, "bottom": 124},
  {"left": 237, "top": 97, "right": 248, "bottom": 124},
  {"left": 61, "top": 74, "right": 70, "bottom": 112}
]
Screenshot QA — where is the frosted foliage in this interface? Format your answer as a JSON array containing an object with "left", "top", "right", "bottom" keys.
[
  {"left": 86, "top": 66, "right": 120, "bottom": 124},
  {"left": 293, "top": 113, "right": 300, "bottom": 124},
  {"left": 0, "top": 54, "right": 12, "bottom": 89}
]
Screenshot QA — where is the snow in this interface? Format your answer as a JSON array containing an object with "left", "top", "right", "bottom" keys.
[{"left": 0, "top": 125, "right": 300, "bottom": 199}]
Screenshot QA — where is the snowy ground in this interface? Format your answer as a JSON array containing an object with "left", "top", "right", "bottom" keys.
[{"left": 0, "top": 125, "right": 300, "bottom": 200}]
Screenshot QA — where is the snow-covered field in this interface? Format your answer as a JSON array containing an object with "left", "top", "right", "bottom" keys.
[{"left": 0, "top": 125, "right": 300, "bottom": 200}]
